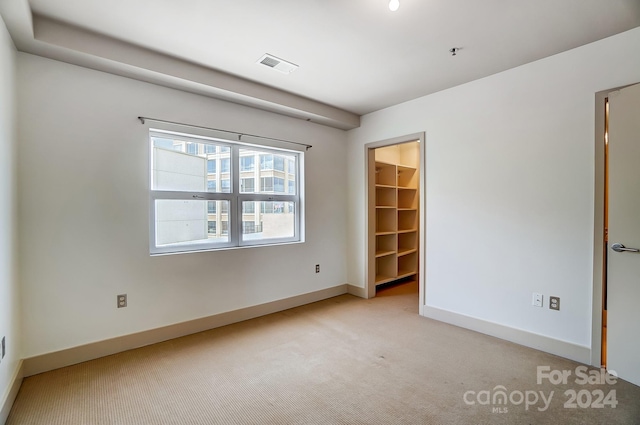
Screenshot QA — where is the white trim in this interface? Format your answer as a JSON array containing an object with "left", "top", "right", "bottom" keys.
[
  {"left": 347, "top": 284, "right": 367, "bottom": 298},
  {"left": 591, "top": 90, "right": 608, "bottom": 368},
  {"left": 23, "top": 285, "right": 348, "bottom": 377},
  {"left": 424, "top": 305, "right": 591, "bottom": 364},
  {"left": 0, "top": 360, "right": 24, "bottom": 425}
]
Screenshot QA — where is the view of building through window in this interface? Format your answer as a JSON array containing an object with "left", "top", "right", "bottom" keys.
[{"left": 150, "top": 132, "right": 300, "bottom": 253}]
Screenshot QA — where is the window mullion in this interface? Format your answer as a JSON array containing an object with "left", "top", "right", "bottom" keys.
[
  {"left": 237, "top": 194, "right": 297, "bottom": 203},
  {"left": 231, "top": 144, "right": 241, "bottom": 247},
  {"left": 151, "top": 190, "right": 233, "bottom": 201}
]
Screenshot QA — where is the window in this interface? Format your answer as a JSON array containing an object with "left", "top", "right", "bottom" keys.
[
  {"left": 240, "top": 156, "right": 254, "bottom": 171},
  {"left": 243, "top": 221, "right": 256, "bottom": 234},
  {"left": 221, "top": 158, "right": 230, "bottom": 173},
  {"left": 150, "top": 130, "right": 302, "bottom": 254},
  {"left": 260, "top": 154, "right": 273, "bottom": 170},
  {"left": 260, "top": 201, "right": 273, "bottom": 214},
  {"left": 274, "top": 156, "right": 285, "bottom": 172},
  {"left": 274, "top": 177, "right": 285, "bottom": 193},
  {"left": 241, "top": 178, "right": 255, "bottom": 193},
  {"left": 260, "top": 177, "right": 273, "bottom": 192},
  {"left": 243, "top": 202, "right": 255, "bottom": 214},
  {"left": 221, "top": 179, "right": 231, "bottom": 193},
  {"left": 259, "top": 201, "right": 291, "bottom": 215}
]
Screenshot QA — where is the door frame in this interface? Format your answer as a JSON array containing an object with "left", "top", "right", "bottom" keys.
[
  {"left": 591, "top": 85, "right": 636, "bottom": 368},
  {"left": 591, "top": 90, "right": 607, "bottom": 368},
  {"left": 364, "top": 132, "right": 426, "bottom": 314}
]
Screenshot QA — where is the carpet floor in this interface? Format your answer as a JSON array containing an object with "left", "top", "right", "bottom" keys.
[{"left": 7, "top": 281, "right": 640, "bottom": 424}]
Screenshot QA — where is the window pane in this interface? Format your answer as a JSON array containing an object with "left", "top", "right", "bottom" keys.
[
  {"left": 151, "top": 137, "right": 229, "bottom": 192},
  {"left": 152, "top": 137, "right": 179, "bottom": 151},
  {"left": 288, "top": 180, "right": 295, "bottom": 194},
  {"left": 274, "top": 156, "right": 285, "bottom": 171},
  {"left": 244, "top": 201, "right": 294, "bottom": 242},
  {"left": 240, "top": 156, "right": 254, "bottom": 171},
  {"left": 243, "top": 201, "right": 256, "bottom": 214},
  {"left": 207, "top": 201, "right": 216, "bottom": 214},
  {"left": 274, "top": 177, "right": 285, "bottom": 193},
  {"left": 207, "top": 180, "right": 216, "bottom": 192},
  {"left": 260, "top": 177, "right": 273, "bottom": 192},
  {"left": 260, "top": 154, "right": 273, "bottom": 170},
  {"left": 243, "top": 221, "right": 256, "bottom": 234},
  {"left": 221, "top": 179, "right": 231, "bottom": 193},
  {"left": 155, "top": 199, "right": 229, "bottom": 247},
  {"left": 221, "top": 158, "right": 230, "bottom": 173},
  {"left": 207, "top": 221, "right": 216, "bottom": 234},
  {"left": 241, "top": 178, "right": 255, "bottom": 193}
]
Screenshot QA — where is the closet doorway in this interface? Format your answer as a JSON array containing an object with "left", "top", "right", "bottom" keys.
[{"left": 366, "top": 134, "right": 425, "bottom": 312}]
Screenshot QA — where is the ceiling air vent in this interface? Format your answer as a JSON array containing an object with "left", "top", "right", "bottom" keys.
[{"left": 257, "top": 54, "right": 298, "bottom": 74}]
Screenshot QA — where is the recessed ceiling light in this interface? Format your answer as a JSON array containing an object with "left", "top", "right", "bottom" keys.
[
  {"left": 389, "top": 0, "right": 400, "bottom": 11},
  {"left": 256, "top": 54, "right": 298, "bottom": 74}
]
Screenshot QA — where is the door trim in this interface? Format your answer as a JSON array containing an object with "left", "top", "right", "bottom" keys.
[
  {"left": 591, "top": 90, "right": 607, "bottom": 368},
  {"left": 364, "top": 132, "right": 426, "bottom": 315},
  {"left": 592, "top": 85, "right": 637, "bottom": 368}
]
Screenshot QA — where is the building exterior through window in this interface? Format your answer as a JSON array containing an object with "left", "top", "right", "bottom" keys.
[{"left": 150, "top": 131, "right": 300, "bottom": 254}]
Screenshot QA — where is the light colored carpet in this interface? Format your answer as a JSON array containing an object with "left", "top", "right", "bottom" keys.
[{"left": 8, "top": 281, "right": 640, "bottom": 424}]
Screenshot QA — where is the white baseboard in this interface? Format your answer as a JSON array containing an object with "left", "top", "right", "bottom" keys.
[
  {"left": 423, "top": 305, "right": 591, "bottom": 364},
  {"left": 1, "top": 360, "right": 23, "bottom": 425},
  {"left": 347, "top": 284, "right": 367, "bottom": 299},
  {"left": 24, "top": 284, "right": 349, "bottom": 377}
]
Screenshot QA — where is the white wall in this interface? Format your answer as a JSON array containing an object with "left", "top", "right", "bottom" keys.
[
  {"left": 17, "top": 53, "right": 348, "bottom": 357},
  {"left": 0, "top": 12, "right": 20, "bottom": 417},
  {"left": 347, "top": 28, "right": 640, "bottom": 355}
]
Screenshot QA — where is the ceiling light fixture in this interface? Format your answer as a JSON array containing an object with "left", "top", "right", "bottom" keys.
[{"left": 389, "top": 0, "right": 400, "bottom": 12}]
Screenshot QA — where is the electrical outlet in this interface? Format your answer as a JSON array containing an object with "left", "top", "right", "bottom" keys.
[
  {"left": 550, "top": 296, "right": 560, "bottom": 311},
  {"left": 117, "top": 294, "right": 127, "bottom": 308},
  {"left": 315, "top": 264, "right": 320, "bottom": 273},
  {"left": 532, "top": 293, "right": 543, "bottom": 307}
]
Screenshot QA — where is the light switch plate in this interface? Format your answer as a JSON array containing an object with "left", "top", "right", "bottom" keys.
[{"left": 532, "top": 293, "right": 543, "bottom": 307}]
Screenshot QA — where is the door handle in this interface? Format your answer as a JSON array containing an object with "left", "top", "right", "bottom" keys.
[{"left": 611, "top": 243, "right": 640, "bottom": 253}]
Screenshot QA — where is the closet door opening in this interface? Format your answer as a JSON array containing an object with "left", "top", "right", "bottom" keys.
[{"left": 366, "top": 136, "right": 424, "bottom": 309}]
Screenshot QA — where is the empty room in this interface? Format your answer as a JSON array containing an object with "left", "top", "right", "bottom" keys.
[{"left": 1, "top": 0, "right": 640, "bottom": 423}]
